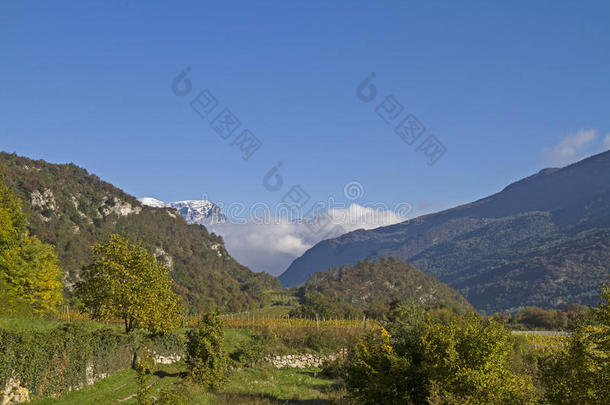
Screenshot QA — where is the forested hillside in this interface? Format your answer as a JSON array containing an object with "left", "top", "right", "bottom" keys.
[
  {"left": 281, "top": 151, "right": 610, "bottom": 313},
  {"left": 296, "top": 257, "right": 472, "bottom": 316},
  {"left": 0, "top": 152, "right": 279, "bottom": 312}
]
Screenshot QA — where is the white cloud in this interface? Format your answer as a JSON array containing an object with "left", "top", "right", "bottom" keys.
[
  {"left": 540, "top": 129, "right": 599, "bottom": 167},
  {"left": 603, "top": 134, "right": 610, "bottom": 150},
  {"left": 208, "top": 203, "right": 407, "bottom": 276}
]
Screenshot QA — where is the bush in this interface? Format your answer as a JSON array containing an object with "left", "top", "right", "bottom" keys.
[
  {"left": 540, "top": 285, "right": 610, "bottom": 404},
  {"left": 231, "top": 327, "right": 274, "bottom": 366},
  {"left": 157, "top": 386, "right": 191, "bottom": 404},
  {"left": 304, "top": 329, "right": 340, "bottom": 352},
  {"left": 503, "top": 304, "right": 588, "bottom": 331},
  {"left": 343, "top": 306, "right": 538, "bottom": 404},
  {"left": 321, "top": 356, "right": 347, "bottom": 379},
  {"left": 186, "top": 312, "right": 231, "bottom": 391},
  {"left": 135, "top": 349, "right": 156, "bottom": 405}
]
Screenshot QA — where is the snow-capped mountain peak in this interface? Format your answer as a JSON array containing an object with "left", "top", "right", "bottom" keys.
[
  {"left": 138, "top": 197, "right": 167, "bottom": 208},
  {"left": 138, "top": 197, "right": 227, "bottom": 225}
]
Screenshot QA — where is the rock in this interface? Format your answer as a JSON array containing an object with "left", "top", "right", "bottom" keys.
[{"left": 2, "top": 377, "right": 30, "bottom": 405}]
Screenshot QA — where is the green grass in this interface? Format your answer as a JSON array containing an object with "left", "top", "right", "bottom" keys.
[
  {"left": 224, "top": 327, "right": 255, "bottom": 353},
  {"left": 31, "top": 363, "right": 185, "bottom": 405},
  {"left": 0, "top": 317, "right": 63, "bottom": 331},
  {"left": 31, "top": 369, "right": 140, "bottom": 405},
  {"left": 0, "top": 317, "right": 118, "bottom": 332},
  {"left": 213, "top": 367, "right": 339, "bottom": 404},
  {"left": 30, "top": 363, "right": 342, "bottom": 405}
]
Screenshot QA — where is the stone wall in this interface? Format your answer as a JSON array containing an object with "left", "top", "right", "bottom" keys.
[
  {"left": 153, "top": 353, "right": 182, "bottom": 365},
  {"left": 2, "top": 378, "right": 30, "bottom": 405},
  {"left": 265, "top": 349, "right": 347, "bottom": 369}
]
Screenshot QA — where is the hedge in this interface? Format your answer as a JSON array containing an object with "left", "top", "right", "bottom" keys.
[{"left": 0, "top": 322, "right": 185, "bottom": 400}]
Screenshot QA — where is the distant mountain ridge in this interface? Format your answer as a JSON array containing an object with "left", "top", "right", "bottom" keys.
[
  {"left": 280, "top": 151, "right": 610, "bottom": 313},
  {"left": 139, "top": 198, "right": 227, "bottom": 225},
  {"left": 0, "top": 152, "right": 279, "bottom": 312}
]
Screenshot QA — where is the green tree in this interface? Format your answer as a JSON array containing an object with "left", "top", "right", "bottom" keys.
[
  {"left": 290, "top": 292, "right": 363, "bottom": 320},
  {"left": 77, "top": 234, "right": 184, "bottom": 333},
  {"left": 186, "top": 312, "right": 231, "bottom": 391},
  {"left": 0, "top": 180, "right": 62, "bottom": 315},
  {"left": 542, "top": 284, "right": 610, "bottom": 404}
]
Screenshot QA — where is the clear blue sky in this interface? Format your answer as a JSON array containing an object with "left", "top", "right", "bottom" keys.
[{"left": 2, "top": 0, "right": 609, "bottom": 215}]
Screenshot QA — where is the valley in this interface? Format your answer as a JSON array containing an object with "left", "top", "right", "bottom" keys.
[
  {"left": 3, "top": 3, "right": 610, "bottom": 402},
  {"left": 1, "top": 151, "right": 608, "bottom": 404}
]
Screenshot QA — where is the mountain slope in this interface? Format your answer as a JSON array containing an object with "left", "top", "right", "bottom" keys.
[
  {"left": 297, "top": 257, "right": 472, "bottom": 314},
  {"left": 280, "top": 151, "right": 610, "bottom": 313},
  {"left": 0, "top": 152, "right": 280, "bottom": 312}
]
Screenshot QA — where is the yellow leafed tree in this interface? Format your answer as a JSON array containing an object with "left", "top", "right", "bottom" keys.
[
  {"left": 77, "top": 234, "right": 184, "bottom": 333},
  {"left": 0, "top": 179, "right": 62, "bottom": 315}
]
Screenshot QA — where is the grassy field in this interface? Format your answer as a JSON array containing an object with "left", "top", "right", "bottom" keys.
[
  {"left": 512, "top": 330, "right": 570, "bottom": 349},
  {"left": 29, "top": 330, "right": 568, "bottom": 404},
  {"left": 19, "top": 324, "right": 344, "bottom": 404},
  {"left": 30, "top": 363, "right": 341, "bottom": 405},
  {"left": 0, "top": 317, "right": 117, "bottom": 332},
  {"left": 4, "top": 313, "right": 571, "bottom": 404}
]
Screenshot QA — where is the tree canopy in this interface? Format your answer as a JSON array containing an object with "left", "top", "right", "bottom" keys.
[
  {"left": 541, "top": 284, "right": 610, "bottom": 404},
  {"left": 293, "top": 258, "right": 472, "bottom": 319},
  {"left": 77, "top": 234, "right": 184, "bottom": 333},
  {"left": 0, "top": 179, "right": 62, "bottom": 315}
]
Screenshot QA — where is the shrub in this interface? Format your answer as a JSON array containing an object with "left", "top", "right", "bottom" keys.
[
  {"left": 304, "top": 329, "right": 340, "bottom": 352},
  {"left": 135, "top": 349, "right": 156, "bottom": 405},
  {"left": 540, "top": 284, "right": 610, "bottom": 404},
  {"left": 231, "top": 327, "right": 274, "bottom": 366},
  {"left": 186, "top": 312, "right": 231, "bottom": 391},
  {"left": 343, "top": 306, "right": 538, "bottom": 404},
  {"left": 156, "top": 387, "right": 191, "bottom": 404},
  {"left": 321, "top": 356, "right": 347, "bottom": 379}
]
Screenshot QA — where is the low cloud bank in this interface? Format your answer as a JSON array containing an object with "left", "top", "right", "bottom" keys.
[{"left": 208, "top": 204, "right": 407, "bottom": 276}]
